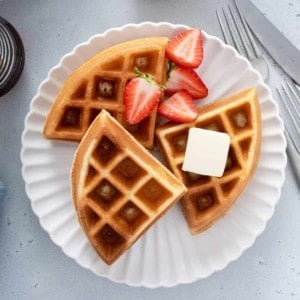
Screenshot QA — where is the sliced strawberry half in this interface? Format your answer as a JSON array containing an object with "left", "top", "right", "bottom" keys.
[
  {"left": 158, "top": 90, "right": 197, "bottom": 123},
  {"left": 166, "top": 28, "right": 203, "bottom": 68},
  {"left": 124, "top": 69, "right": 163, "bottom": 124},
  {"left": 166, "top": 66, "right": 208, "bottom": 99}
]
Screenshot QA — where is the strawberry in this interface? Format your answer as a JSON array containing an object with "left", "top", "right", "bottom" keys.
[
  {"left": 158, "top": 90, "right": 197, "bottom": 123},
  {"left": 124, "top": 68, "right": 163, "bottom": 124},
  {"left": 166, "top": 28, "right": 203, "bottom": 68},
  {"left": 166, "top": 66, "right": 208, "bottom": 99}
]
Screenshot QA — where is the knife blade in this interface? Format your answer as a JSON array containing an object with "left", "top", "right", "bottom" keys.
[{"left": 235, "top": 0, "right": 300, "bottom": 85}]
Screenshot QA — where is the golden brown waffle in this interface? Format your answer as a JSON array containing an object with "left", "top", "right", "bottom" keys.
[
  {"left": 156, "top": 88, "right": 261, "bottom": 234},
  {"left": 43, "top": 37, "right": 169, "bottom": 149},
  {"left": 71, "top": 109, "right": 186, "bottom": 264}
]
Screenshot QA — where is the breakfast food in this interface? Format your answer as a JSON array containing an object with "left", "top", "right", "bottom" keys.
[
  {"left": 71, "top": 109, "right": 186, "bottom": 264},
  {"left": 165, "top": 66, "right": 208, "bottom": 99},
  {"left": 182, "top": 128, "right": 230, "bottom": 177},
  {"left": 158, "top": 90, "right": 198, "bottom": 123},
  {"left": 156, "top": 88, "right": 261, "bottom": 234},
  {"left": 123, "top": 68, "right": 164, "bottom": 125},
  {"left": 43, "top": 37, "right": 169, "bottom": 149},
  {"left": 42, "top": 27, "right": 262, "bottom": 266},
  {"left": 166, "top": 28, "right": 203, "bottom": 68},
  {"left": 159, "top": 28, "right": 208, "bottom": 123}
]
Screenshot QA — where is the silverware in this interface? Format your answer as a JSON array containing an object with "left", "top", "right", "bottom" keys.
[
  {"left": 0, "top": 17, "right": 25, "bottom": 97},
  {"left": 216, "top": 4, "right": 269, "bottom": 81},
  {"left": 235, "top": 0, "right": 300, "bottom": 86},
  {"left": 276, "top": 81, "right": 300, "bottom": 184}
]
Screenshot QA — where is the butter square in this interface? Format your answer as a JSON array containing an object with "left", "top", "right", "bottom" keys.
[{"left": 182, "top": 128, "right": 230, "bottom": 177}]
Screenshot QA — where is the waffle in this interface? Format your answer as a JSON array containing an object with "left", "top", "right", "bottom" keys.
[
  {"left": 156, "top": 88, "right": 261, "bottom": 234},
  {"left": 71, "top": 109, "right": 186, "bottom": 264},
  {"left": 43, "top": 37, "right": 169, "bottom": 149}
]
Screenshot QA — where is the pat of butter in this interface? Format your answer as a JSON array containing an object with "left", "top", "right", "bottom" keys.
[{"left": 182, "top": 128, "right": 230, "bottom": 177}]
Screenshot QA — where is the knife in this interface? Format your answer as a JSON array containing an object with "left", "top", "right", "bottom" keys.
[{"left": 235, "top": 0, "right": 300, "bottom": 85}]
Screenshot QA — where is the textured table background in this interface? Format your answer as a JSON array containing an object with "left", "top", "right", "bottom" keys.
[{"left": 0, "top": 0, "right": 299, "bottom": 299}]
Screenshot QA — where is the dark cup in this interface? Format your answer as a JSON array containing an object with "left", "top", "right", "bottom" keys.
[{"left": 0, "top": 17, "right": 25, "bottom": 97}]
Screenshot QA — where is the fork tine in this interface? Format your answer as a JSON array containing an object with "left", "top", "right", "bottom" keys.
[
  {"left": 284, "top": 125, "right": 300, "bottom": 183},
  {"left": 277, "top": 82, "right": 300, "bottom": 136},
  {"left": 286, "top": 80, "right": 300, "bottom": 106},
  {"left": 234, "top": 0, "right": 261, "bottom": 58},
  {"left": 216, "top": 10, "right": 230, "bottom": 45},
  {"left": 276, "top": 84, "right": 300, "bottom": 183},
  {"left": 216, "top": 4, "right": 269, "bottom": 81},
  {"left": 220, "top": 8, "right": 243, "bottom": 54},
  {"left": 227, "top": 5, "right": 252, "bottom": 59}
]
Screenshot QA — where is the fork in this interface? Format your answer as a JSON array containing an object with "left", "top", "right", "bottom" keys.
[
  {"left": 276, "top": 81, "right": 300, "bottom": 184},
  {"left": 216, "top": 2, "right": 269, "bottom": 81}
]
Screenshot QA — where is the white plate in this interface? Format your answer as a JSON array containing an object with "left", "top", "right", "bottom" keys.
[{"left": 21, "top": 22, "right": 287, "bottom": 288}]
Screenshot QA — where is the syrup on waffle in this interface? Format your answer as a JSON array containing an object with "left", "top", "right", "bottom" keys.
[
  {"left": 71, "top": 109, "right": 186, "bottom": 264},
  {"left": 43, "top": 37, "right": 169, "bottom": 149},
  {"left": 156, "top": 88, "right": 261, "bottom": 234}
]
